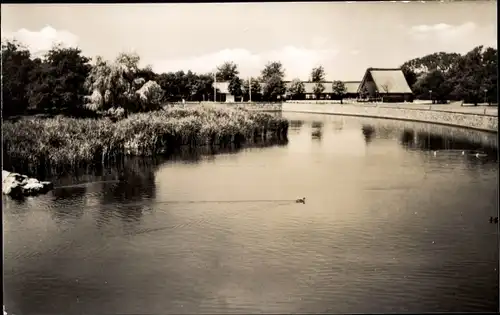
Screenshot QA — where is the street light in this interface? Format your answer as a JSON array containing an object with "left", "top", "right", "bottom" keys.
[
  {"left": 484, "top": 89, "right": 488, "bottom": 105},
  {"left": 429, "top": 90, "right": 432, "bottom": 104}
]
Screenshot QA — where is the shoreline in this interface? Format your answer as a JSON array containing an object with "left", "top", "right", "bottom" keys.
[
  {"left": 280, "top": 103, "right": 498, "bottom": 133},
  {"left": 2, "top": 107, "right": 289, "bottom": 176},
  {"left": 284, "top": 112, "right": 498, "bottom": 149},
  {"left": 200, "top": 102, "right": 497, "bottom": 133}
]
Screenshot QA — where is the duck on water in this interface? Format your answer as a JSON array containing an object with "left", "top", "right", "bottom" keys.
[
  {"left": 296, "top": 197, "right": 306, "bottom": 204},
  {"left": 432, "top": 150, "right": 487, "bottom": 158}
]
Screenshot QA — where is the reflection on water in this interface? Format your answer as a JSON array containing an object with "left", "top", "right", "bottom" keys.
[
  {"left": 362, "top": 124, "right": 376, "bottom": 144},
  {"left": 3, "top": 114, "right": 498, "bottom": 314},
  {"left": 311, "top": 121, "right": 323, "bottom": 140}
]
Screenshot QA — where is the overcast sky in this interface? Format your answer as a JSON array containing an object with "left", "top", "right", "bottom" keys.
[{"left": 1, "top": 1, "right": 497, "bottom": 81}]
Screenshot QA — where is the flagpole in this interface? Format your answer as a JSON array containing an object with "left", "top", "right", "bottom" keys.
[
  {"left": 214, "top": 71, "right": 216, "bottom": 102},
  {"left": 249, "top": 77, "right": 252, "bottom": 102}
]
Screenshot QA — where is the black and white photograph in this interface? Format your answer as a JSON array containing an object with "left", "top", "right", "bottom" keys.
[{"left": 1, "top": 1, "right": 499, "bottom": 314}]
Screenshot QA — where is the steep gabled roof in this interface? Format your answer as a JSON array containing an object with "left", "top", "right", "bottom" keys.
[
  {"left": 284, "top": 82, "right": 333, "bottom": 94},
  {"left": 343, "top": 81, "right": 361, "bottom": 94},
  {"left": 358, "top": 68, "right": 413, "bottom": 94},
  {"left": 284, "top": 81, "right": 360, "bottom": 94},
  {"left": 302, "top": 82, "right": 333, "bottom": 94}
]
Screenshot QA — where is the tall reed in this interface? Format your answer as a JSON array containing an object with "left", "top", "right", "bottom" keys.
[{"left": 3, "top": 106, "right": 288, "bottom": 172}]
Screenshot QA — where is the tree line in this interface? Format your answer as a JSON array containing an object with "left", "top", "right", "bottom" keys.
[
  {"left": 2, "top": 40, "right": 292, "bottom": 118},
  {"left": 2, "top": 40, "right": 497, "bottom": 118},
  {"left": 401, "top": 46, "right": 497, "bottom": 105}
]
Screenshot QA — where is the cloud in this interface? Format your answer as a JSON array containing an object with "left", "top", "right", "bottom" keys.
[
  {"left": 2, "top": 25, "right": 79, "bottom": 57},
  {"left": 409, "top": 22, "right": 476, "bottom": 41},
  {"left": 151, "top": 46, "right": 340, "bottom": 80}
]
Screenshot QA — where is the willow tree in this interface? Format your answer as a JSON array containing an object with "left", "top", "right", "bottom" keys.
[
  {"left": 84, "top": 53, "right": 163, "bottom": 112},
  {"left": 84, "top": 56, "right": 128, "bottom": 111}
]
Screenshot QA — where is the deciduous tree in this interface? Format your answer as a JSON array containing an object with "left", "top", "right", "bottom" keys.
[
  {"left": 27, "top": 45, "right": 91, "bottom": 114},
  {"left": 261, "top": 61, "right": 286, "bottom": 102},
  {"left": 216, "top": 61, "right": 239, "bottom": 81},
  {"left": 287, "top": 78, "right": 305, "bottom": 100},
  {"left": 447, "top": 46, "right": 490, "bottom": 106},
  {"left": 332, "top": 81, "right": 347, "bottom": 104},
  {"left": 1, "top": 40, "right": 35, "bottom": 116},
  {"left": 228, "top": 76, "right": 243, "bottom": 97},
  {"left": 313, "top": 83, "right": 325, "bottom": 100},
  {"left": 311, "top": 66, "right": 325, "bottom": 82}
]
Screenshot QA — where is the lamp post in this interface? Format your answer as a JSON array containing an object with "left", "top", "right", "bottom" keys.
[
  {"left": 484, "top": 89, "right": 488, "bottom": 105},
  {"left": 429, "top": 90, "right": 432, "bottom": 104}
]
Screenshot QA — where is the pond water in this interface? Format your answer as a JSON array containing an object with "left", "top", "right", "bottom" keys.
[{"left": 3, "top": 113, "right": 499, "bottom": 314}]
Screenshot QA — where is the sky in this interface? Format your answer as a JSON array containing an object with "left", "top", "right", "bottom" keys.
[{"left": 1, "top": 1, "right": 497, "bottom": 81}]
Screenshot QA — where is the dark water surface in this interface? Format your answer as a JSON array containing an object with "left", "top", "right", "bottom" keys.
[{"left": 3, "top": 113, "right": 499, "bottom": 314}]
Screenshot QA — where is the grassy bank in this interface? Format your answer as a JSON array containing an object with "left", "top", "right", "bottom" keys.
[{"left": 2, "top": 106, "right": 288, "bottom": 173}]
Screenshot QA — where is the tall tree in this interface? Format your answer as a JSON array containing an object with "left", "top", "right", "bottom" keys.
[
  {"left": 84, "top": 53, "right": 160, "bottom": 112},
  {"left": 84, "top": 56, "right": 129, "bottom": 111},
  {"left": 261, "top": 61, "right": 286, "bottom": 102},
  {"left": 136, "top": 64, "right": 157, "bottom": 82},
  {"left": 157, "top": 72, "right": 179, "bottom": 101},
  {"left": 480, "top": 47, "right": 498, "bottom": 104},
  {"left": 401, "top": 52, "right": 461, "bottom": 90},
  {"left": 332, "top": 81, "right": 347, "bottom": 104},
  {"left": 313, "top": 83, "right": 325, "bottom": 100},
  {"left": 287, "top": 78, "right": 305, "bottom": 100},
  {"left": 190, "top": 73, "right": 215, "bottom": 102},
  {"left": 216, "top": 61, "right": 239, "bottom": 81},
  {"left": 311, "top": 66, "right": 326, "bottom": 82},
  {"left": 115, "top": 52, "right": 141, "bottom": 95},
  {"left": 261, "top": 61, "right": 285, "bottom": 81},
  {"left": 228, "top": 76, "right": 243, "bottom": 97},
  {"left": 27, "top": 45, "right": 91, "bottom": 114},
  {"left": 447, "top": 46, "right": 489, "bottom": 105},
  {"left": 1, "top": 40, "right": 35, "bottom": 116},
  {"left": 412, "top": 69, "right": 452, "bottom": 103}
]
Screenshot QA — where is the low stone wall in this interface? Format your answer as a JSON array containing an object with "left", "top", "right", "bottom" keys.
[
  {"left": 282, "top": 103, "right": 498, "bottom": 133},
  {"left": 229, "top": 103, "right": 282, "bottom": 112}
]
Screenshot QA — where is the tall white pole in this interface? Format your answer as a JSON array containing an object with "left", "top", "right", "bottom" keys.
[
  {"left": 214, "top": 71, "right": 217, "bottom": 102},
  {"left": 249, "top": 77, "right": 252, "bottom": 102}
]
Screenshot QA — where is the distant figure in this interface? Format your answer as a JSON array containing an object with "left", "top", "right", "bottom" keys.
[
  {"left": 296, "top": 197, "right": 306, "bottom": 204},
  {"left": 495, "top": 217, "right": 499, "bottom": 223},
  {"left": 489, "top": 216, "right": 498, "bottom": 223},
  {"left": 489, "top": 216, "right": 494, "bottom": 223},
  {"left": 433, "top": 151, "right": 437, "bottom": 156},
  {"left": 462, "top": 151, "right": 465, "bottom": 155}
]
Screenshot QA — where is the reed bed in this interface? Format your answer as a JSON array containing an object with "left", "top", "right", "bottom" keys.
[{"left": 3, "top": 106, "right": 288, "bottom": 171}]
